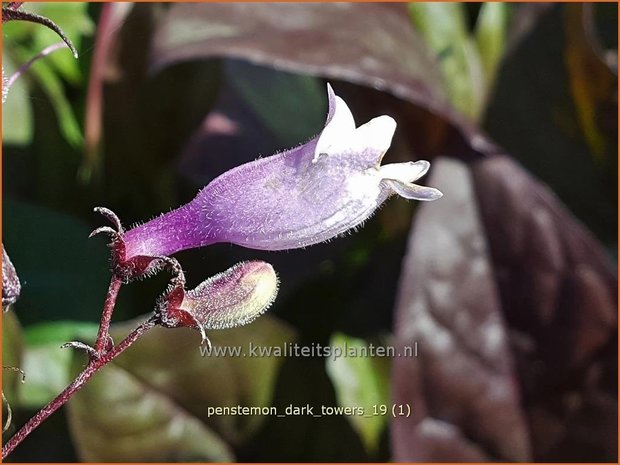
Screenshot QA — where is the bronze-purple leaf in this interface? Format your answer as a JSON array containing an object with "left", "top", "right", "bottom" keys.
[
  {"left": 471, "top": 155, "right": 617, "bottom": 460},
  {"left": 393, "top": 154, "right": 617, "bottom": 461},
  {"left": 392, "top": 157, "right": 531, "bottom": 461}
]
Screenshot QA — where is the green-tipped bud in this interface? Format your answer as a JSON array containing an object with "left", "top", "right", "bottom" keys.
[{"left": 155, "top": 261, "right": 278, "bottom": 342}]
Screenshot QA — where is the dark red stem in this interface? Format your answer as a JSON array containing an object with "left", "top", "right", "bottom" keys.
[
  {"left": 1, "top": 315, "right": 157, "bottom": 459},
  {"left": 83, "top": 2, "right": 114, "bottom": 179},
  {"left": 94, "top": 276, "right": 122, "bottom": 354},
  {"left": 1, "top": 8, "right": 78, "bottom": 58}
]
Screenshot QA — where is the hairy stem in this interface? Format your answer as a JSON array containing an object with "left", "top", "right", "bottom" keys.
[
  {"left": 2, "top": 8, "right": 78, "bottom": 58},
  {"left": 94, "top": 276, "right": 122, "bottom": 354},
  {"left": 4, "top": 42, "right": 72, "bottom": 97},
  {"left": 1, "top": 316, "right": 157, "bottom": 459}
]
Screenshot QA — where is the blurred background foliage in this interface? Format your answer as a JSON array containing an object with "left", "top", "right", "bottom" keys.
[{"left": 2, "top": 2, "right": 617, "bottom": 462}]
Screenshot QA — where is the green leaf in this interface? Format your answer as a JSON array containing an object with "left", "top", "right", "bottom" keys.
[
  {"left": 19, "top": 322, "right": 98, "bottom": 409},
  {"left": 24, "top": 2, "right": 94, "bottom": 85},
  {"left": 2, "top": 199, "right": 116, "bottom": 325},
  {"left": 24, "top": 321, "right": 100, "bottom": 346},
  {"left": 67, "top": 314, "right": 296, "bottom": 461},
  {"left": 475, "top": 2, "right": 510, "bottom": 87},
  {"left": 20, "top": 345, "right": 71, "bottom": 409},
  {"left": 408, "top": 2, "right": 486, "bottom": 121},
  {"left": 13, "top": 45, "right": 84, "bottom": 148},
  {"left": 3, "top": 2, "right": 90, "bottom": 149},
  {"left": 2, "top": 311, "right": 25, "bottom": 404},
  {"left": 227, "top": 62, "right": 326, "bottom": 147},
  {"left": 325, "top": 332, "right": 390, "bottom": 455},
  {"left": 2, "top": 53, "right": 34, "bottom": 145},
  {"left": 67, "top": 359, "right": 234, "bottom": 462}
]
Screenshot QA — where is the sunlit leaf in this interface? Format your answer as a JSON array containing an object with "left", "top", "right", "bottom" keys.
[
  {"left": 325, "top": 332, "right": 390, "bottom": 455},
  {"left": 2, "top": 311, "right": 24, "bottom": 405},
  {"left": 12, "top": 44, "right": 84, "bottom": 147},
  {"left": 475, "top": 2, "right": 510, "bottom": 87},
  {"left": 3, "top": 3, "right": 89, "bottom": 148},
  {"left": 2, "top": 53, "right": 33, "bottom": 145},
  {"left": 408, "top": 3, "right": 486, "bottom": 121},
  {"left": 22, "top": 2, "right": 94, "bottom": 84},
  {"left": 19, "top": 322, "right": 98, "bottom": 409},
  {"left": 471, "top": 155, "right": 616, "bottom": 460}
]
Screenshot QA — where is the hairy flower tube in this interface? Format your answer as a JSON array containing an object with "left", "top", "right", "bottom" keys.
[
  {"left": 155, "top": 261, "right": 278, "bottom": 343},
  {"left": 97, "top": 84, "right": 442, "bottom": 279}
]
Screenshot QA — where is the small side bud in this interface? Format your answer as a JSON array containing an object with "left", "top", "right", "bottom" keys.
[{"left": 155, "top": 261, "right": 279, "bottom": 342}]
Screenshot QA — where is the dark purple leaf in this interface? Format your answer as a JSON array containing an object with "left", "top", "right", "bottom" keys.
[
  {"left": 393, "top": 154, "right": 616, "bottom": 461},
  {"left": 151, "top": 3, "right": 442, "bottom": 101},
  {"left": 392, "top": 157, "right": 531, "bottom": 461},
  {"left": 471, "top": 155, "right": 617, "bottom": 460},
  {"left": 150, "top": 2, "right": 495, "bottom": 156}
]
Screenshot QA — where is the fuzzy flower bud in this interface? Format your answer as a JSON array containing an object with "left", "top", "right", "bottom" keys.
[{"left": 155, "top": 261, "right": 278, "bottom": 342}]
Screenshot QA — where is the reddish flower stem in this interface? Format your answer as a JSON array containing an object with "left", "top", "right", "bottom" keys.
[
  {"left": 2, "top": 282, "right": 157, "bottom": 459},
  {"left": 4, "top": 42, "right": 71, "bottom": 94},
  {"left": 1, "top": 8, "right": 78, "bottom": 58},
  {"left": 94, "top": 276, "right": 122, "bottom": 354}
]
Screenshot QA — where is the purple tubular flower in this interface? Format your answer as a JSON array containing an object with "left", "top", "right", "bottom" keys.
[{"left": 120, "top": 84, "right": 442, "bottom": 262}]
